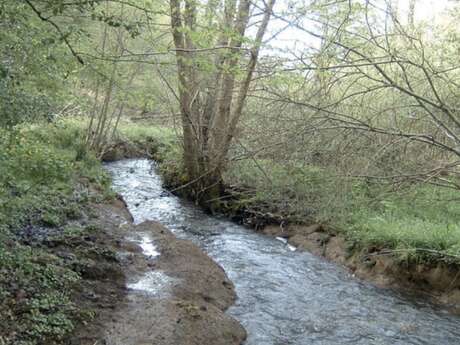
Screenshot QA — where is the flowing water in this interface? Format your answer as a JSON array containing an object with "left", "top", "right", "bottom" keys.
[{"left": 105, "top": 159, "right": 460, "bottom": 345}]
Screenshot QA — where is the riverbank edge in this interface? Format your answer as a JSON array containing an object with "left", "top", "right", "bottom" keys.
[
  {"left": 185, "top": 194, "right": 460, "bottom": 314},
  {"left": 0, "top": 122, "right": 246, "bottom": 345},
  {"left": 103, "top": 142, "right": 460, "bottom": 314},
  {"left": 221, "top": 193, "right": 460, "bottom": 314},
  {"left": 259, "top": 223, "right": 460, "bottom": 313},
  {"left": 70, "top": 198, "right": 246, "bottom": 345}
]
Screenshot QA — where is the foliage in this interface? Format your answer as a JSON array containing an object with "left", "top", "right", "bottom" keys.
[
  {"left": 1, "top": 1, "right": 460, "bottom": 340},
  {"left": 224, "top": 157, "right": 460, "bottom": 263},
  {"left": 0, "top": 1, "right": 80, "bottom": 128},
  {"left": 225, "top": 160, "right": 338, "bottom": 221},
  {"left": 0, "top": 121, "right": 111, "bottom": 232},
  {"left": 117, "top": 122, "right": 178, "bottom": 151},
  {"left": 0, "top": 245, "right": 79, "bottom": 344},
  {"left": 117, "top": 122, "right": 186, "bottom": 185},
  {"left": 346, "top": 186, "right": 460, "bottom": 263}
]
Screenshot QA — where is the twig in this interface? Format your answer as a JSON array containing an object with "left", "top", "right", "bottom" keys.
[{"left": 24, "top": 0, "right": 84, "bottom": 64}]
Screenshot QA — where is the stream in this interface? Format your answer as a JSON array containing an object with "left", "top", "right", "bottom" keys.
[{"left": 105, "top": 158, "right": 460, "bottom": 345}]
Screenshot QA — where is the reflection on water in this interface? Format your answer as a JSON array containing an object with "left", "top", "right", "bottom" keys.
[
  {"left": 127, "top": 270, "right": 174, "bottom": 296},
  {"left": 105, "top": 159, "right": 460, "bottom": 345},
  {"left": 138, "top": 235, "right": 160, "bottom": 258},
  {"left": 124, "top": 233, "right": 172, "bottom": 295}
]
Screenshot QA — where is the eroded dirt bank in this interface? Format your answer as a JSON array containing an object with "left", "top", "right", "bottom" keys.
[
  {"left": 260, "top": 223, "right": 460, "bottom": 313},
  {"left": 70, "top": 199, "right": 246, "bottom": 345}
]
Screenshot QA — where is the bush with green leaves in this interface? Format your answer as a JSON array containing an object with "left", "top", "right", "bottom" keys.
[
  {"left": 0, "top": 1, "right": 81, "bottom": 128},
  {"left": 0, "top": 121, "right": 111, "bottom": 233}
]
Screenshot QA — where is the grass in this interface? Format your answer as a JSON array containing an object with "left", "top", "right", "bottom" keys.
[
  {"left": 117, "top": 121, "right": 178, "bottom": 146},
  {"left": 116, "top": 121, "right": 186, "bottom": 186},
  {"left": 346, "top": 186, "right": 460, "bottom": 263},
  {"left": 223, "top": 159, "right": 339, "bottom": 221},
  {"left": 223, "top": 158, "right": 460, "bottom": 264},
  {"left": 117, "top": 121, "right": 181, "bottom": 161}
]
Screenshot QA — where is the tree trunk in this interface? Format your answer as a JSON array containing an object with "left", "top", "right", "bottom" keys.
[{"left": 169, "top": 0, "right": 275, "bottom": 209}]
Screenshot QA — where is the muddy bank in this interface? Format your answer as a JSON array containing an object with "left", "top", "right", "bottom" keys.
[
  {"left": 70, "top": 199, "right": 245, "bottom": 345},
  {"left": 260, "top": 223, "right": 460, "bottom": 313}
]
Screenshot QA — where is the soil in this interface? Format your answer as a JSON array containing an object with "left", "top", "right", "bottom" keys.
[
  {"left": 68, "top": 198, "right": 246, "bottom": 345},
  {"left": 260, "top": 223, "right": 460, "bottom": 314}
]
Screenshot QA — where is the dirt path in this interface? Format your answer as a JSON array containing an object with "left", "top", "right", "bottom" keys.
[{"left": 70, "top": 199, "right": 246, "bottom": 345}]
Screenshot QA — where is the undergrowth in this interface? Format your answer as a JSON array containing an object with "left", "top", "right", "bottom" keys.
[
  {"left": 116, "top": 122, "right": 185, "bottom": 186},
  {"left": 0, "top": 120, "right": 112, "bottom": 345},
  {"left": 346, "top": 186, "right": 460, "bottom": 263},
  {"left": 224, "top": 159, "right": 460, "bottom": 264}
]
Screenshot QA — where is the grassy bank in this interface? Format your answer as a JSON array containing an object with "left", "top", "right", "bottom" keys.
[
  {"left": 227, "top": 160, "right": 460, "bottom": 264},
  {"left": 0, "top": 120, "right": 114, "bottom": 345},
  {"left": 0, "top": 118, "right": 182, "bottom": 344}
]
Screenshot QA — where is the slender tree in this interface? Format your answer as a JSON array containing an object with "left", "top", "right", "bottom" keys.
[{"left": 169, "top": 0, "right": 276, "bottom": 207}]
